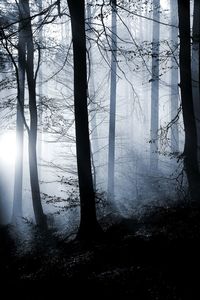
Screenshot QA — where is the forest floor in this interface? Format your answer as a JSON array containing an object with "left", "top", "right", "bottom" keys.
[{"left": 0, "top": 200, "right": 200, "bottom": 299}]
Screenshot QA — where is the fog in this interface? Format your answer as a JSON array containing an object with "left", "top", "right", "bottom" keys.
[{"left": 0, "top": 0, "right": 186, "bottom": 234}]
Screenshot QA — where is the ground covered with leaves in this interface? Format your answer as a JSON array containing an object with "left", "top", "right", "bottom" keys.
[{"left": 1, "top": 201, "right": 200, "bottom": 299}]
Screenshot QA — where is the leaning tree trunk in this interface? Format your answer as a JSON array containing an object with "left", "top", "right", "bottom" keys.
[
  {"left": 178, "top": 0, "right": 200, "bottom": 201},
  {"left": 12, "top": 0, "right": 26, "bottom": 221},
  {"left": 170, "top": 0, "right": 179, "bottom": 153},
  {"left": 25, "top": 0, "right": 47, "bottom": 228},
  {"left": 67, "top": 0, "right": 102, "bottom": 240},
  {"left": 107, "top": 0, "right": 117, "bottom": 200},
  {"left": 150, "top": 0, "right": 160, "bottom": 172}
]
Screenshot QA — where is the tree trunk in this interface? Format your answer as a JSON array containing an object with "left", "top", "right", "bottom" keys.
[
  {"left": 150, "top": 0, "right": 160, "bottom": 172},
  {"left": 178, "top": 0, "right": 200, "bottom": 201},
  {"left": 67, "top": 0, "right": 102, "bottom": 240},
  {"left": 37, "top": 0, "right": 43, "bottom": 179},
  {"left": 170, "top": 0, "right": 179, "bottom": 153},
  {"left": 12, "top": 0, "right": 26, "bottom": 221},
  {"left": 25, "top": 0, "right": 47, "bottom": 228},
  {"left": 86, "top": 0, "right": 99, "bottom": 190},
  {"left": 107, "top": 0, "right": 117, "bottom": 200},
  {"left": 192, "top": 0, "right": 200, "bottom": 167}
]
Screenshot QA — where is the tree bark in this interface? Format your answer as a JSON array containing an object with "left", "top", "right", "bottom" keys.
[
  {"left": 86, "top": 0, "right": 99, "bottom": 190},
  {"left": 192, "top": 0, "right": 200, "bottom": 167},
  {"left": 107, "top": 0, "right": 117, "bottom": 200},
  {"left": 67, "top": 0, "right": 102, "bottom": 240},
  {"left": 25, "top": 0, "right": 47, "bottom": 228},
  {"left": 150, "top": 0, "right": 160, "bottom": 172},
  {"left": 170, "top": 0, "right": 179, "bottom": 153},
  {"left": 178, "top": 0, "right": 200, "bottom": 201},
  {"left": 37, "top": 0, "right": 43, "bottom": 179}
]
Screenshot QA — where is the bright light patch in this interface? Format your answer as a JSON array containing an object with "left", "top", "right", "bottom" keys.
[
  {"left": 0, "top": 131, "right": 16, "bottom": 164},
  {"left": 160, "top": 0, "right": 169, "bottom": 10}
]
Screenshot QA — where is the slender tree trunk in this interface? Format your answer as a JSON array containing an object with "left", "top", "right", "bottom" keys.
[
  {"left": 178, "top": 0, "right": 200, "bottom": 201},
  {"left": 37, "top": 0, "right": 43, "bottom": 178},
  {"left": 139, "top": 5, "right": 144, "bottom": 145},
  {"left": 150, "top": 0, "right": 160, "bottom": 171},
  {"left": 12, "top": 0, "right": 26, "bottom": 220},
  {"left": 107, "top": 0, "right": 117, "bottom": 200},
  {"left": 192, "top": 0, "right": 200, "bottom": 166},
  {"left": 144, "top": 3, "right": 151, "bottom": 154},
  {"left": 170, "top": 0, "right": 179, "bottom": 153},
  {"left": 67, "top": 0, "right": 102, "bottom": 240},
  {"left": 25, "top": 0, "right": 47, "bottom": 228},
  {"left": 86, "top": 0, "right": 99, "bottom": 190}
]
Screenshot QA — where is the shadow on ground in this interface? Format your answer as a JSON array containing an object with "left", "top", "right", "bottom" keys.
[{"left": 1, "top": 202, "right": 200, "bottom": 299}]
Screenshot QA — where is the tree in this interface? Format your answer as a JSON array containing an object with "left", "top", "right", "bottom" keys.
[
  {"left": 192, "top": 0, "right": 200, "bottom": 165},
  {"left": 0, "top": 45, "right": 5, "bottom": 225},
  {"left": 86, "top": 0, "right": 99, "bottom": 190},
  {"left": 1, "top": 0, "right": 47, "bottom": 228},
  {"left": 107, "top": 0, "right": 117, "bottom": 200},
  {"left": 37, "top": 0, "right": 44, "bottom": 178},
  {"left": 170, "top": 0, "right": 179, "bottom": 153},
  {"left": 25, "top": 0, "right": 47, "bottom": 228},
  {"left": 178, "top": 0, "right": 200, "bottom": 201},
  {"left": 150, "top": 0, "right": 160, "bottom": 171},
  {"left": 12, "top": 0, "right": 26, "bottom": 222},
  {"left": 67, "top": 0, "right": 103, "bottom": 240}
]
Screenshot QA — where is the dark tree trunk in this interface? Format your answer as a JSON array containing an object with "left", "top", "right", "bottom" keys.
[
  {"left": 193, "top": 0, "right": 200, "bottom": 95},
  {"left": 86, "top": 0, "right": 99, "bottom": 191},
  {"left": 150, "top": 0, "right": 160, "bottom": 172},
  {"left": 170, "top": 0, "right": 179, "bottom": 153},
  {"left": 25, "top": 0, "right": 47, "bottom": 228},
  {"left": 178, "top": 0, "right": 200, "bottom": 201},
  {"left": 192, "top": 0, "right": 200, "bottom": 166},
  {"left": 12, "top": 0, "right": 26, "bottom": 221},
  {"left": 37, "top": 0, "right": 43, "bottom": 178},
  {"left": 67, "top": 0, "right": 103, "bottom": 240}
]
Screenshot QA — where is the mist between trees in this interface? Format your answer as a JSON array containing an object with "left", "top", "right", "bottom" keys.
[{"left": 0, "top": 0, "right": 199, "bottom": 240}]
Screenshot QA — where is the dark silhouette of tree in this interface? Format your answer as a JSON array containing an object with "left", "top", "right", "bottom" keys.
[
  {"left": 86, "top": 0, "right": 100, "bottom": 191},
  {"left": 25, "top": 0, "right": 47, "bottom": 228},
  {"left": 37, "top": 0, "right": 43, "bottom": 178},
  {"left": 67, "top": 0, "right": 103, "bottom": 240},
  {"left": 192, "top": 0, "right": 200, "bottom": 96},
  {"left": 150, "top": 0, "right": 160, "bottom": 172},
  {"left": 170, "top": 0, "right": 179, "bottom": 153},
  {"left": 192, "top": 0, "right": 200, "bottom": 165},
  {"left": 178, "top": 0, "right": 200, "bottom": 201},
  {"left": 1, "top": 0, "right": 47, "bottom": 227}
]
